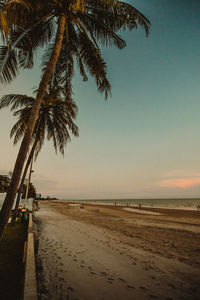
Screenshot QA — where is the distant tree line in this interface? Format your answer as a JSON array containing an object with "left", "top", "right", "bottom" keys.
[{"left": 0, "top": 175, "right": 36, "bottom": 199}]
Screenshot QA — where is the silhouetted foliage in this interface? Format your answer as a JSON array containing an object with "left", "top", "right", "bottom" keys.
[
  {"left": 21, "top": 182, "right": 36, "bottom": 199},
  {"left": 0, "top": 174, "right": 36, "bottom": 198},
  {"left": 0, "top": 175, "right": 10, "bottom": 193}
]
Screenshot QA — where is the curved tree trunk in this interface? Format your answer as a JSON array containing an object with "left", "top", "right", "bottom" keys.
[
  {"left": 10, "top": 138, "right": 37, "bottom": 225},
  {"left": 24, "top": 155, "right": 34, "bottom": 208},
  {"left": 0, "top": 14, "right": 66, "bottom": 241}
]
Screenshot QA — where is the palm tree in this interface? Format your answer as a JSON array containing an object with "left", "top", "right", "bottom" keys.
[
  {"left": 0, "top": 0, "right": 150, "bottom": 240},
  {"left": 0, "top": 86, "right": 79, "bottom": 223}
]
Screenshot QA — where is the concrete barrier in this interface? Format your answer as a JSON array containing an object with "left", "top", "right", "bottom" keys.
[{"left": 24, "top": 213, "right": 37, "bottom": 300}]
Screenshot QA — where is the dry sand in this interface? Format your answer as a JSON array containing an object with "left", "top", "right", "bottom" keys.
[{"left": 34, "top": 201, "right": 200, "bottom": 300}]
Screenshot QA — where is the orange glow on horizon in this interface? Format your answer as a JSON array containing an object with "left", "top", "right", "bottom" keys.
[{"left": 159, "top": 177, "right": 200, "bottom": 188}]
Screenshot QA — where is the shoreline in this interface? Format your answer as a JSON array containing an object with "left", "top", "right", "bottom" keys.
[
  {"left": 34, "top": 201, "right": 200, "bottom": 300},
  {"left": 48, "top": 199, "right": 200, "bottom": 211}
]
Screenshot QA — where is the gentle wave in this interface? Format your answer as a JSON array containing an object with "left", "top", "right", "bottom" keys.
[{"left": 59, "top": 198, "right": 200, "bottom": 210}]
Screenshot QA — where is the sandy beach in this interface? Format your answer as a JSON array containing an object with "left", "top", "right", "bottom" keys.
[{"left": 34, "top": 201, "right": 200, "bottom": 300}]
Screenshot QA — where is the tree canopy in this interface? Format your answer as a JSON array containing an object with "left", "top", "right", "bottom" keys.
[
  {"left": 0, "top": 174, "right": 36, "bottom": 198},
  {"left": 0, "top": 175, "right": 10, "bottom": 193}
]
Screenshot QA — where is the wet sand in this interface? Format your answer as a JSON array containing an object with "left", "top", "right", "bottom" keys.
[{"left": 34, "top": 201, "right": 200, "bottom": 300}]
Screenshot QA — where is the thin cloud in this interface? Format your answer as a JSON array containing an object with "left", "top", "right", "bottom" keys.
[{"left": 159, "top": 178, "right": 200, "bottom": 188}]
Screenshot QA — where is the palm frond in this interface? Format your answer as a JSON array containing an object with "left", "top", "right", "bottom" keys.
[
  {"left": 77, "top": 12, "right": 126, "bottom": 49},
  {"left": 85, "top": 0, "right": 150, "bottom": 35},
  {"left": 10, "top": 117, "right": 27, "bottom": 144},
  {"left": 77, "top": 29, "right": 111, "bottom": 98},
  {"left": 0, "top": 45, "right": 19, "bottom": 84},
  {"left": 0, "top": 15, "right": 55, "bottom": 84},
  {"left": 0, "top": 94, "right": 34, "bottom": 110}
]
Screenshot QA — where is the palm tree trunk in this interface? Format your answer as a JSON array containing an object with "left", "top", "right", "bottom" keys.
[
  {"left": 0, "top": 14, "right": 66, "bottom": 241},
  {"left": 10, "top": 138, "right": 37, "bottom": 225},
  {"left": 24, "top": 155, "right": 34, "bottom": 208}
]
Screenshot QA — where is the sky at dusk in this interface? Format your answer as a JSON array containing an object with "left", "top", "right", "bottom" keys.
[{"left": 1, "top": 0, "right": 200, "bottom": 199}]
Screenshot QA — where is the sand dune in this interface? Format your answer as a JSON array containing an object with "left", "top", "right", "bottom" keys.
[{"left": 34, "top": 201, "right": 200, "bottom": 300}]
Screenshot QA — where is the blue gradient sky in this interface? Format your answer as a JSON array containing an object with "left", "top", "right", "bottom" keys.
[{"left": 1, "top": 0, "right": 200, "bottom": 199}]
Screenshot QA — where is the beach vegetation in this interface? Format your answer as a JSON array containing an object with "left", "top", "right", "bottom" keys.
[
  {"left": 0, "top": 0, "right": 150, "bottom": 241},
  {"left": 0, "top": 173, "right": 36, "bottom": 200},
  {"left": 21, "top": 181, "right": 36, "bottom": 199},
  {"left": 0, "top": 175, "right": 10, "bottom": 193}
]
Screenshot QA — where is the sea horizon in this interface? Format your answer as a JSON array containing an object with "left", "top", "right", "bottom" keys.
[
  {"left": 58, "top": 197, "right": 200, "bottom": 210},
  {"left": 1, "top": 194, "right": 200, "bottom": 210}
]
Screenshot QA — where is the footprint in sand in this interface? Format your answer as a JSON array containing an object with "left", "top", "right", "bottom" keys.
[
  {"left": 127, "top": 285, "right": 135, "bottom": 290},
  {"left": 149, "top": 295, "right": 159, "bottom": 299},
  {"left": 118, "top": 278, "right": 126, "bottom": 283},
  {"left": 90, "top": 271, "right": 96, "bottom": 275},
  {"left": 140, "top": 286, "right": 147, "bottom": 291},
  {"left": 168, "top": 283, "right": 175, "bottom": 289},
  {"left": 67, "top": 287, "right": 74, "bottom": 292},
  {"left": 156, "top": 283, "right": 161, "bottom": 287},
  {"left": 59, "top": 277, "right": 64, "bottom": 281},
  {"left": 100, "top": 272, "right": 107, "bottom": 276},
  {"left": 108, "top": 277, "right": 114, "bottom": 281}
]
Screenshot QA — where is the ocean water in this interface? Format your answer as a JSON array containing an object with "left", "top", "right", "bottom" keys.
[
  {"left": 61, "top": 198, "right": 200, "bottom": 210},
  {"left": 1, "top": 194, "right": 200, "bottom": 210}
]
